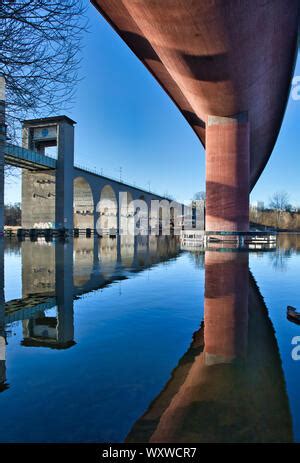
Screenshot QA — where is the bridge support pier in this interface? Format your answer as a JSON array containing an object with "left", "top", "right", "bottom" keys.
[
  {"left": 55, "top": 120, "right": 74, "bottom": 230},
  {"left": 205, "top": 113, "right": 250, "bottom": 232}
]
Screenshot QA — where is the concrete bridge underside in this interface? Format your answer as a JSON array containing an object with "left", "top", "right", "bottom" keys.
[{"left": 92, "top": 0, "right": 300, "bottom": 232}]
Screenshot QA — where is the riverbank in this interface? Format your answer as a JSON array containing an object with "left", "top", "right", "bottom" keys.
[{"left": 250, "top": 210, "right": 300, "bottom": 232}]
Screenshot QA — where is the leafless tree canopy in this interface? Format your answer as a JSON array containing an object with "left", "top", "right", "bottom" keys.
[
  {"left": 269, "top": 191, "right": 291, "bottom": 212},
  {"left": 0, "top": 0, "right": 87, "bottom": 140},
  {"left": 193, "top": 191, "right": 206, "bottom": 201}
]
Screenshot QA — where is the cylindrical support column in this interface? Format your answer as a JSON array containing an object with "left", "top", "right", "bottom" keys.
[
  {"left": 206, "top": 113, "right": 250, "bottom": 232},
  {"left": 0, "top": 77, "right": 5, "bottom": 235}
]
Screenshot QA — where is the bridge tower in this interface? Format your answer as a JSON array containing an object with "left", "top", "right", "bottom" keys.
[{"left": 22, "top": 116, "right": 75, "bottom": 230}]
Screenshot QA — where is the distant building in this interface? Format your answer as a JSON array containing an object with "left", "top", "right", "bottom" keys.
[{"left": 255, "top": 201, "right": 265, "bottom": 211}]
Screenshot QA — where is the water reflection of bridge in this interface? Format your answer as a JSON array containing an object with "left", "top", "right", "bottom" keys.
[
  {"left": 6, "top": 235, "right": 180, "bottom": 323},
  {"left": 0, "top": 236, "right": 181, "bottom": 389},
  {"left": 126, "top": 251, "right": 293, "bottom": 443}
]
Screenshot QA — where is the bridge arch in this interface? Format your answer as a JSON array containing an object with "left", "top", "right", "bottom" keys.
[
  {"left": 73, "top": 177, "right": 94, "bottom": 229},
  {"left": 98, "top": 185, "right": 118, "bottom": 233}
]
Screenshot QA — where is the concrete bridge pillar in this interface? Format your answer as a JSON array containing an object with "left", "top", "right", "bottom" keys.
[
  {"left": 55, "top": 120, "right": 74, "bottom": 230},
  {"left": 116, "top": 235, "right": 122, "bottom": 264},
  {"left": 93, "top": 234, "right": 99, "bottom": 267},
  {"left": 0, "top": 77, "right": 5, "bottom": 234},
  {"left": 116, "top": 193, "right": 120, "bottom": 235},
  {"left": 205, "top": 113, "right": 250, "bottom": 232}
]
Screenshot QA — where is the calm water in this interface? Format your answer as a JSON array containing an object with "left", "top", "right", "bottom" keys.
[{"left": 0, "top": 234, "right": 300, "bottom": 443}]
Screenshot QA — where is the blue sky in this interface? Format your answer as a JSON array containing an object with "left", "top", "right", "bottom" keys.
[{"left": 5, "top": 4, "right": 300, "bottom": 207}]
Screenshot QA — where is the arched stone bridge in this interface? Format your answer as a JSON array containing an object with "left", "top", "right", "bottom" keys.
[{"left": 6, "top": 115, "right": 185, "bottom": 232}]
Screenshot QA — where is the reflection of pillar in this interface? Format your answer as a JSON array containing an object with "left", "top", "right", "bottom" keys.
[
  {"left": 133, "top": 235, "right": 149, "bottom": 268},
  {"left": 93, "top": 234, "right": 99, "bottom": 268},
  {"left": 120, "top": 234, "right": 135, "bottom": 267},
  {"left": 0, "top": 240, "right": 6, "bottom": 388},
  {"left": 116, "top": 235, "right": 121, "bottom": 265},
  {"left": 55, "top": 120, "right": 75, "bottom": 230},
  {"left": 204, "top": 251, "right": 248, "bottom": 364},
  {"left": 0, "top": 76, "right": 5, "bottom": 233},
  {"left": 0, "top": 336, "right": 5, "bottom": 389},
  {"left": 127, "top": 249, "right": 292, "bottom": 444},
  {"left": 206, "top": 114, "right": 249, "bottom": 232},
  {"left": 132, "top": 236, "right": 139, "bottom": 268},
  {"left": 55, "top": 240, "right": 75, "bottom": 347}
]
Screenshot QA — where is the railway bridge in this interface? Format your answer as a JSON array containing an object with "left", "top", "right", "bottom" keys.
[{"left": 1, "top": 112, "right": 187, "bottom": 233}]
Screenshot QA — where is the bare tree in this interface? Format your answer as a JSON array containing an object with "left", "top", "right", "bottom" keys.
[
  {"left": 269, "top": 191, "right": 290, "bottom": 211},
  {"left": 191, "top": 191, "right": 205, "bottom": 210},
  {"left": 269, "top": 191, "right": 291, "bottom": 228},
  {"left": 4, "top": 202, "right": 21, "bottom": 226},
  {"left": 193, "top": 191, "right": 206, "bottom": 201},
  {"left": 0, "top": 0, "right": 87, "bottom": 141}
]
